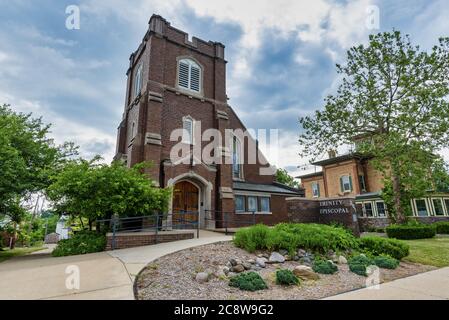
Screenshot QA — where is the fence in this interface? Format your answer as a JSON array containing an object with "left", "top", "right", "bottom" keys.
[{"left": 96, "top": 211, "right": 200, "bottom": 250}]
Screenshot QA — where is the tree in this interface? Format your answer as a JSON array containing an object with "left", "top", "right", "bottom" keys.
[
  {"left": 47, "top": 158, "right": 171, "bottom": 229},
  {"left": 276, "top": 169, "right": 300, "bottom": 188},
  {"left": 299, "top": 31, "right": 449, "bottom": 223},
  {"left": 0, "top": 104, "right": 78, "bottom": 212}
]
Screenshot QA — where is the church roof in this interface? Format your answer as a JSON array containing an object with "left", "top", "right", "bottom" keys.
[{"left": 233, "top": 181, "right": 304, "bottom": 196}]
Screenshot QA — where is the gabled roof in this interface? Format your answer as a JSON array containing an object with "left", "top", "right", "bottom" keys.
[
  {"left": 296, "top": 171, "right": 323, "bottom": 179},
  {"left": 311, "top": 153, "right": 369, "bottom": 167}
]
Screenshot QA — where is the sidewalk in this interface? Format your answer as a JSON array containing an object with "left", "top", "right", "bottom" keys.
[
  {"left": 0, "top": 231, "right": 231, "bottom": 300},
  {"left": 108, "top": 230, "right": 232, "bottom": 282},
  {"left": 326, "top": 267, "right": 449, "bottom": 300}
]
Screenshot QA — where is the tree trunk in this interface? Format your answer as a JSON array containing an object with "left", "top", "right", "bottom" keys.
[{"left": 392, "top": 172, "right": 406, "bottom": 224}]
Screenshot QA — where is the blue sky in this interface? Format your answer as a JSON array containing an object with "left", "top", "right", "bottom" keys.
[{"left": 1, "top": 0, "right": 448, "bottom": 176}]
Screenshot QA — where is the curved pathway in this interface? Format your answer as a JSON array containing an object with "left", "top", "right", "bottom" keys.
[{"left": 0, "top": 230, "right": 232, "bottom": 300}]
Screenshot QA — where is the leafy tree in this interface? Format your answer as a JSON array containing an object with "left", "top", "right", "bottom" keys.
[
  {"left": 299, "top": 31, "right": 449, "bottom": 223},
  {"left": 47, "top": 158, "right": 171, "bottom": 229},
  {"left": 0, "top": 104, "right": 78, "bottom": 220},
  {"left": 276, "top": 169, "right": 299, "bottom": 188}
]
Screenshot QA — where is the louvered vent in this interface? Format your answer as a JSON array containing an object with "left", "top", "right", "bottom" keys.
[
  {"left": 183, "top": 118, "right": 193, "bottom": 144},
  {"left": 178, "top": 62, "right": 190, "bottom": 89},
  {"left": 190, "top": 66, "right": 200, "bottom": 92}
]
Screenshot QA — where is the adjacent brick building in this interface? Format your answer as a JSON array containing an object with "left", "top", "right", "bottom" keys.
[
  {"left": 114, "top": 15, "right": 303, "bottom": 229},
  {"left": 298, "top": 152, "right": 449, "bottom": 230}
]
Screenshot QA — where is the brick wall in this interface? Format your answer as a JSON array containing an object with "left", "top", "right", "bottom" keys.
[{"left": 105, "top": 231, "right": 194, "bottom": 250}]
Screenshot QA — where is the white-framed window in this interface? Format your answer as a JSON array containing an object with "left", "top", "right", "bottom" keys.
[
  {"left": 182, "top": 116, "right": 194, "bottom": 145},
  {"left": 232, "top": 136, "right": 243, "bottom": 179},
  {"left": 415, "top": 199, "right": 429, "bottom": 217},
  {"left": 340, "top": 175, "right": 353, "bottom": 193},
  {"left": 247, "top": 196, "right": 258, "bottom": 212},
  {"left": 235, "top": 195, "right": 245, "bottom": 213},
  {"left": 432, "top": 198, "right": 445, "bottom": 216},
  {"left": 260, "top": 197, "right": 271, "bottom": 213},
  {"left": 178, "top": 58, "right": 201, "bottom": 93},
  {"left": 363, "top": 202, "right": 374, "bottom": 217},
  {"left": 444, "top": 198, "right": 449, "bottom": 216},
  {"left": 376, "top": 201, "right": 387, "bottom": 217},
  {"left": 359, "top": 175, "right": 367, "bottom": 192},
  {"left": 134, "top": 64, "right": 143, "bottom": 98},
  {"left": 312, "top": 182, "right": 320, "bottom": 198}
]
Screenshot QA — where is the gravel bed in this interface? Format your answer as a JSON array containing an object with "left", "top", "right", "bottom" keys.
[{"left": 135, "top": 241, "right": 435, "bottom": 300}]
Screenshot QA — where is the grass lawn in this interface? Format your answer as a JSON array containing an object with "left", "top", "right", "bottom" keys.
[
  {"left": 403, "top": 237, "right": 449, "bottom": 268},
  {"left": 0, "top": 247, "right": 45, "bottom": 263}
]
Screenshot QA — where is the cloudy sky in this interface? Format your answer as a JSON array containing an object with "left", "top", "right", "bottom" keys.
[{"left": 1, "top": 0, "right": 448, "bottom": 177}]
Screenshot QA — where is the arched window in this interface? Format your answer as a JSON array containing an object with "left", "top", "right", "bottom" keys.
[
  {"left": 178, "top": 58, "right": 201, "bottom": 93},
  {"left": 232, "top": 136, "right": 243, "bottom": 179},
  {"left": 182, "top": 116, "right": 194, "bottom": 145},
  {"left": 134, "top": 64, "right": 143, "bottom": 98}
]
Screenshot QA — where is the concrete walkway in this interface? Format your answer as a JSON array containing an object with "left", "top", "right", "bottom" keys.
[
  {"left": 108, "top": 230, "right": 232, "bottom": 283},
  {"left": 0, "top": 231, "right": 231, "bottom": 300},
  {"left": 326, "top": 267, "right": 449, "bottom": 300}
]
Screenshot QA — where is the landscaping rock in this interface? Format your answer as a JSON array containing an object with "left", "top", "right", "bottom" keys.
[
  {"left": 293, "top": 266, "right": 320, "bottom": 281},
  {"left": 226, "top": 261, "right": 232, "bottom": 268},
  {"left": 231, "top": 264, "right": 245, "bottom": 273},
  {"left": 293, "top": 255, "right": 300, "bottom": 261},
  {"left": 243, "top": 262, "right": 252, "bottom": 270},
  {"left": 214, "top": 269, "right": 227, "bottom": 279},
  {"left": 297, "top": 249, "right": 307, "bottom": 257},
  {"left": 229, "top": 258, "right": 242, "bottom": 266},
  {"left": 338, "top": 256, "right": 348, "bottom": 264},
  {"left": 222, "top": 266, "right": 230, "bottom": 275},
  {"left": 279, "top": 249, "right": 288, "bottom": 256},
  {"left": 269, "top": 252, "right": 286, "bottom": 263},
  {"left": 195, "top": 272, "right": 209, "bottom": 283},
  {"left": 255, "top": 257, "right": 267, "bottom": 268},
  {"left": 247, "top": 259, "right": 256, "bottom": 265}
]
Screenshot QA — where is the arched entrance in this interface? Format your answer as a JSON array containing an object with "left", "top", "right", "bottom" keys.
[{"left": 172, "top": 181, "right": 199, "bottom": 227}]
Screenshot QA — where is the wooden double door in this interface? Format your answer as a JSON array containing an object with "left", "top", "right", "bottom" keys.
[{"left": 172, "top": 181, "right": 199, "bottom": 227}]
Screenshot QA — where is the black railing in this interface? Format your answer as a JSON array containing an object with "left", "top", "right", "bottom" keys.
[
  {"left": 96, "top": 211, "right": 200, "bottom": 250},
  {"left": 204, "top": 210, "right": 257, "bottom": 235}
]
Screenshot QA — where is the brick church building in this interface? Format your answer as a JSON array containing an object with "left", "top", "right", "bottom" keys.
[{"left": 114, "top": 15, "right": 303, "bottom": 229}]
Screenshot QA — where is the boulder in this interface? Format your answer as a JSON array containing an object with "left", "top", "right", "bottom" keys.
[
  {"left": 279, "top": 249, "right": 288, "bottom": 256},
  {"left": 222, "top": 266, "right": 230, "bottom": 275},
  {"left": 242, "top": 262, "right": 252, "bottom": 270},
  {"left": 269, "top": 252, "right": 285, "bottom": 263},
  {"left": 255, "top": 257, "right": 267, "bottom": 268},
  {"left": 297, "top": 249, "right": 307, "bottom": 258},
  {"left": 247, "top": 259, "right": 256, "bottom": 265},
  {"left": 229, "top": 258, "right": 240, "bottom": 266},
  {"left": 293, "top": 266, "right": 320, "bottom": 281},
  {"left": 195, "top": 272, "right": 210, "bottom": 283},
  {"left": 338, "top": 256, "right": 348, "bottom": 264},
  {"left": 231, "top": 264, "right": 245, "bottom": 273}
]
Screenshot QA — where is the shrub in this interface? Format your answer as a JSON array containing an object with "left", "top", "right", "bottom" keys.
[
  {"left": 233, "top": 223, "right": 358, "bottom": 255},
  {"left": 359, "top": 236, "right": 409, "bottom": 260},
  {"left": 233, "top": 224, "right": 270, "bottom": 253},
  {"left": 276, "top": 269, "right": 299, "bottom": 286},
  {"left": 373, "top": 255, "right": 399, "bottom": 269},
  {"left": 52, "top": 231, "right": 106, "bottom": 257},
  {"left": 434, "top": 222, "right": 449, "bottom": 234},
  {"left": 348, "top": 255, "right": 373, "bottom": 276},
  {"left": 229, "top": 272, "right": 268, "bottom": 291},
  {"left": 312, "top": 260, "right": 338, "bottom": 274},
  {"left": 386, "top": 223, "right": 436, "bottom": 240}
]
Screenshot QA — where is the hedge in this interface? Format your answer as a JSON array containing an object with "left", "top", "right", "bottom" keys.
[
  {"left": 386, "top": 224, "right": 436, "bottom": 240},
  {"left": 52, "top": 231, "right": 106, "bottom": 257},
  {"left": 434, "top": 222, "right": 449, "bottom": 234},
  {"left": 358, "top": 236, "right": 409, "bottom": 260}
]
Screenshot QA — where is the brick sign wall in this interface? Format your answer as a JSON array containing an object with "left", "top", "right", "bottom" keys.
[{"left": 286, "top": 197, "right": 360, "bottom": 236}]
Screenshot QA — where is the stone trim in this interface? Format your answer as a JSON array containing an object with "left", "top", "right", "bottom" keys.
[
  {"left": 216, "top": 110, "right": 229, "bottom": 120},
  {"left": 145, "top": 132, "right": 162, "bottom": 145},
  {"left": 149, "top": 91, "right": 163, "bottom": 103}
]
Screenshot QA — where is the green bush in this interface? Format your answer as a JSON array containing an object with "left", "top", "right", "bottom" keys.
[
  {"left": 233, "top": 224, "right": 270, "bottom": 253},
  {"left": 373, "top": 255, "right": 399, "bottom": 269},
  {"left": 52, "top": 231, "right": 106, "bottom": 257},
  {"left": 386, "top": 223, "right": 436, "bottom": 240},
  {"left": 276, "top": 269, "right": 299, "bottom": 286},
  {"left": 434, "top": 222, "right": 449, "bottom": 234},
  {"left": 229, "top": 272, "right": 268, "bottom": 291},
  {"left": 359, "top": 236, "right": 409, "bottom": 260},
  {"left": 234, "top": 223, "right": 359, "bottom": 255},
  {"left": 348, "top": 255, "right": 373, "bottom": 276},
  {"left": 312, "top": 260, "right": 338, "bottom": 274}
]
